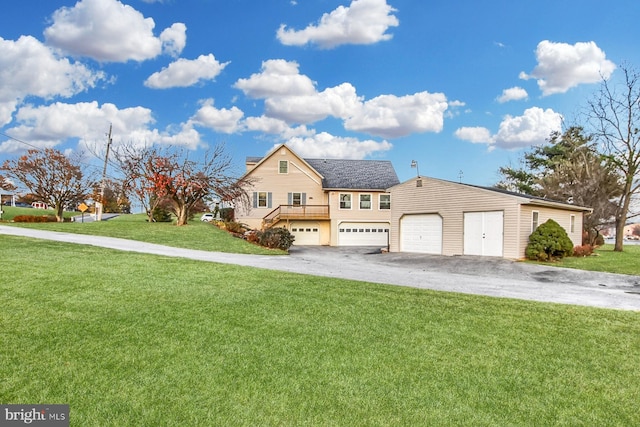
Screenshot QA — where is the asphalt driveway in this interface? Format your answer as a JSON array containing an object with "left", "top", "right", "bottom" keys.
[{"left": 2, "top": 225, "right": 639, "bottom": 311}]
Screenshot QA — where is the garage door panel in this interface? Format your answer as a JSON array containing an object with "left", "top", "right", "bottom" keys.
[
  {"left": 290, "top": 222, "right": 320, "bottom": 245},
  {"left": 339, "top": 222, "right": 389, "bottom": 246},
  {"left": 401, "top": 214, "right": 442, "bottom": 254},
  {"left": 464, "top": 211, "right": 503, "bottom": 257}
]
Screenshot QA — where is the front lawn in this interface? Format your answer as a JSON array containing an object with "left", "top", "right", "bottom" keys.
[
  {"left": 0, "top": 207, "right": 283, "bottom": 255},
  {"left": 1, "top": 235, "right": 639, "bottom": 426},
  {"left": 541, "top": 244, "right": 640, "bottom": 276}
]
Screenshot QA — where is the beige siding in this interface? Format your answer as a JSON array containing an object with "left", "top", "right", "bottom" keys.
[
  {"left": 390, "top": 178, "right": 524, "bottom": 258},
  {"left": 327, "top": 191, "right": 392, "bottom": 246},
  {"left": 520, "top": 205, "right": 584, "bottom": 253},
  {"left": 235, "top": 146, "right": 326, "bottom": 230},
  {"left": 235, "top": 145, "right": 391, "bottom": 246},
  {"left": 390, "top": 177, "right": 588, "bottom": 259}
]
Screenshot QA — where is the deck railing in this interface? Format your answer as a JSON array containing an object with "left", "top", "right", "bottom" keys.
[{"left": 262, "top": 205, "right": 330, "bottom": 228}]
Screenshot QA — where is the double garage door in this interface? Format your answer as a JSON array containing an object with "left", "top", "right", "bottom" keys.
[
  {"left": 338, "top": 222, "right": 389, "bottom": 246},
  {"left": 400, "top": 211, "right": 504, "bottom": 257}
]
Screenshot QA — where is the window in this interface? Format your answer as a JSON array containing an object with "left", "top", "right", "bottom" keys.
[
  {"left": 359, "top": 194, "right": 372, "bottom": 210},
  {"left": 339, "top": 193, "right": 351, "bottom": 209},
  {"left": 279, "top": 160, "right": 288, "bottom": 174},
  {"left": 288, "top": 192, "right": 306, "bottom": 206},
  {"left": 532, "top": 211, "right": 539, "bottom": 232},
  {"left": 570, "top": 215, "right": 576, "bottom": 233},
  {"left": 258, "top": 192, "right": 268, "bottom": 207},
  {"left": 253, "top": 191, "right": 272, "bottom": 208},
  {"left": 379, "top": 194, "right": 391, "bottom": 210}
]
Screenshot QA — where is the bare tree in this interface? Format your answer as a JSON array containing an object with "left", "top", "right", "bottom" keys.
[
  {"left": 1, "top": 148, "right": 93, "bottom": 222},
  {"left": 113, "top": 144, "right": 168, "bottom": 222},
  {"left": 588, "top": 64, "right": 640, "bottom": 251},
  {"left": 114, "top": 143, "right": 252, "bottom": 225}
]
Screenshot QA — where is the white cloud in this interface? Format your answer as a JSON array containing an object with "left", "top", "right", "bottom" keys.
[
  {"left": 145, "top": 54, "right": 230, "bottom": 89},
  {"left": 345, "top": 91, "right": 448, "bottom": 138},
  {"left": 520, "top": 40, "right": 616, "bottom": 96},
  {"left": 160, "top": 23, "right": 187, "bottom": 57},
  {"left": 497, "top": 87, "right": 528, "bottom": 103},
  {"left": 284, "top": 131, "right": 393, "bottom": 159},
  {"left": 44, "top": 0, "right": 186, "bottom": 62},
  {"left": 277, "top": 0, "right": 399, "bottom": 49},
  {"left": 234, "top": 59, "right": 317, "bottom": 98},
  {"left": 455, "top": 107, "right": 563, "bottom": 150},
  {"left": 0, "top": 35, "right": 106, "bottom": 126},
  {"left": 0, "top": 101, "right": 201, "bottom": 154},
  {"left": 234, "top": 59, "right": 450, "bottom": 139},
  {"left": 190, "top": 99, "right": 244, "bottom": 134},
  {"left": 454, "top": 127, "right": 493, "bottom": 144},
  {"left": 265, "top": 83, "right": 362, "bottom": 124},
  {"left": 244, "top": 116, "right": 313, "bottom": 139}
]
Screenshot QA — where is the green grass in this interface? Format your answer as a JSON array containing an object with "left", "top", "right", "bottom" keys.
[
  {"left": 536, "top": 244, "right": 640, "bottom": 276},
  {"left": 1, "top": 235, "right": 639, "bottom": 426},
  {"left": 0, "top": 206, "right": 284, "bottom": 255}
]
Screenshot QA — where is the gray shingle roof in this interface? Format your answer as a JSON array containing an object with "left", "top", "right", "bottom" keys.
[
  {"left": 247, "top": 155, "right": 400, "bottom": 190},
  {"left": 305, "top": 158, "right": 399, "bottom": 190}
]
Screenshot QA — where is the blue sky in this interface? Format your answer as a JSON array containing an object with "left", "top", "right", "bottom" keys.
[{"left": 1, "top": 0, "right": 638, "bottom": 186}]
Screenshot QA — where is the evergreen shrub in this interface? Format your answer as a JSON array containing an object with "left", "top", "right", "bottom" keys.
[{"left": 525, "top": 219, "right": 574, "bottom": 261}]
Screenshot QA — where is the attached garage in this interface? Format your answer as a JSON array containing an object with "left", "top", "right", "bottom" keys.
[
  {"left": 400, "top": 214, "right": 443, "bottom": 254},
  {"left": 289, "top": 222, "right": 320, "bottom": 245},
  {"left": 463, "top": 211, "right": 504, "bottom": 257},
  {"left": 338, "top": 222, "right": 389, "bottom": 246}
]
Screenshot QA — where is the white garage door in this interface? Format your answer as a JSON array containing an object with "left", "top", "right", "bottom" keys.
[
  {"left": 464, "top": 211, "right": 503, "bottom": 257},
  {"left": 338, "top": 222, "right": 389, "bottom": 246},
  {"left": 289, "top": 222, "right": 320, "bottom": 245},
  {"left": 400, "top": 214, "right": 443, "bottom": 254}
]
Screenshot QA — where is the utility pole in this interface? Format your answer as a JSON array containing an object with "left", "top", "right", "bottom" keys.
[{"left": 96, "top": 124, "right": 113, "bottom": 222}]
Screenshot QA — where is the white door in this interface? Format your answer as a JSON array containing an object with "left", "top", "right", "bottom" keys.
[
  {"left": 338, "top": 222, "right": 389, "bottom": 246},
  {"left": 400, "top": 214, "right": 443, "bottom": 254},
  {"left": 464, "top": 211, "right": 503, "bottom": 256},
  {"left": 289, "top": 222, "right": 320, "bottom": 245}
]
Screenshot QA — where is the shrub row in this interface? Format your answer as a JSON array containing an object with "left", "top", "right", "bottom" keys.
[
  {"left": 13, "top": 215, "right": 58, "bottom": 223},
  {"left": 245, "top": 227, "right": 295, "bottom": 251}
]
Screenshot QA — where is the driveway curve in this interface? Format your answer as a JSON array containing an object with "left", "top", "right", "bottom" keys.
[{"left": 1, "top": 225, "right": 639, "bottom": 311}]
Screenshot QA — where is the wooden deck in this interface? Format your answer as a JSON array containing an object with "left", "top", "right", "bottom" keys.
[{"left": 263, "top": 205, "right": 330, "bottom": 227}]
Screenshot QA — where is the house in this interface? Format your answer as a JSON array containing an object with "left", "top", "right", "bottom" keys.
[
  {"left": 388, "top": 176, "right": 592, "bottom": 259},
  {"left": 235, "top": 144, "right": 400, "bottom": 246}
]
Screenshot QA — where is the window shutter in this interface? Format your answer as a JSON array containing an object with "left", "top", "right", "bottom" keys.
[
  {"left": 287, "top": 192, "right": 292, "bottom": 205},
  {"left": 302, "top": 193, "right": 307, "bottom": 205},
  {"left": 252, "top": 192, "right": 257, "bottom": 208},
  {"left": 267, "top": 192, "right": 273, "bottom": 208}
]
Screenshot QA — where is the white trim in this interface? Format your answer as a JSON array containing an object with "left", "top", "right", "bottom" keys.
[{"left": 290, "top": 161, "right": 321, "bottom": 185}]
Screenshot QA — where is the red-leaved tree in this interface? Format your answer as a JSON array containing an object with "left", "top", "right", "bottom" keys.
[
  {"left": 1, "top": 148, "right": 93, "bottom": 222},
  {"left": 116, "top": 144, "right": 250, "bottom": 225}
]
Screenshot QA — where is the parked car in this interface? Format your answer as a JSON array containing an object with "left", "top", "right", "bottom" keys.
[{"left": 200, "top": 213, "right": 215, "bottom": 222}]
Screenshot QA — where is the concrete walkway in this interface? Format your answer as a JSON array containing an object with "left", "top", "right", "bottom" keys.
[{"left": 1, "top": 225, "right": 639, "bottom": 311}]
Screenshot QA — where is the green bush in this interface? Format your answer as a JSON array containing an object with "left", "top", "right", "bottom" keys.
[
  {"left": 151, "top": 206, "right": 172, "bottom": 222},
  {"left": 257, "top": 227, "right": 295, "bottom": 251},
  {"left": 526, "top": 219, "right": 574, "bottom": 261}
]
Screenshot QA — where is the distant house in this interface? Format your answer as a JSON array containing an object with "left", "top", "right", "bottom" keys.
[
  {"left": 235, "top": 144, "right": 400, "bottom": 246},
  {"left": 31, "top": 201, "right": 50, "bottom": 210},
  {"left": 388, "top": 176, "right": 592, "bottom": 259}
]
